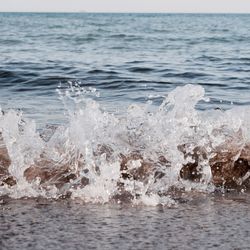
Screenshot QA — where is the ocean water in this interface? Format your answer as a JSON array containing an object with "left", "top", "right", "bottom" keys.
[
  {"left": 1, "top": 13, "right": 250, "bottom": 249},
  {"left": 1, "top": 13, "right": 250, "bottom": 124}
]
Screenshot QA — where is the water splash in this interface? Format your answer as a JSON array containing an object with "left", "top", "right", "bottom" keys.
[{"left": 0, "top": 84, "right": 250, "bottom": 206}]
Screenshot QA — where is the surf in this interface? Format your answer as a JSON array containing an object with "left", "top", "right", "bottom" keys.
[{"left": 0, "top": 84, "right": 250, "bottom": 206}]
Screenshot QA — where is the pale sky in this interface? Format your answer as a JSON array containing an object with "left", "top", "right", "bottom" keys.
[{"left": 0, "top": 0, "right": 250, "bottom": 13}]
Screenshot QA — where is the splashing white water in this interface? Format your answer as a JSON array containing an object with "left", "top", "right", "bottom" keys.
[{"left": 0, "top": 84, "right": 250, "bottom": 206}]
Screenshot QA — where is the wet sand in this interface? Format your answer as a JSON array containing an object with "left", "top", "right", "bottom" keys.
[{"left": 1, "top": 192, "right": 250, "bottom": 250}]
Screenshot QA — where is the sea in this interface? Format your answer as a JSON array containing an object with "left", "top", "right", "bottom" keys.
[{"left": 0, "top": 13, "right": 250, "bottom": 249}]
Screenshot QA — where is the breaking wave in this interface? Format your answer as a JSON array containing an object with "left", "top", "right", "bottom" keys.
[{"left": 0, "top": 84, "right": 250, "bottom": 206}]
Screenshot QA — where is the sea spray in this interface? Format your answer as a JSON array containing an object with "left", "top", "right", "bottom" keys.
[{"left": 0, "top": 84, "right": 250, "bottom": 205}]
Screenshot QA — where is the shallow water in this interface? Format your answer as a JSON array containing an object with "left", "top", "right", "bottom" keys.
[{"left": 1, "top": 193, "right": 250, "bottom": 250}]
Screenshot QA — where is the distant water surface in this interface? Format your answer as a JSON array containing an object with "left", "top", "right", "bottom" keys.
[{"left": 0, "top": 13, "right": 250, "bottom": 124}]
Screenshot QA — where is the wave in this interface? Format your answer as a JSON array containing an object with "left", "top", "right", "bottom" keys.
[{"left": 0, "top": 84, "right": 250, "bottom": 206}]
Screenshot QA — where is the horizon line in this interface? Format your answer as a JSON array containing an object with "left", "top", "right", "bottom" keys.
[{"left": 0, "top": 11, "right": 250, "bottom": 14}]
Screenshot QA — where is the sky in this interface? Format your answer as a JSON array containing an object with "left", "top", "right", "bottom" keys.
[{"left": 0, "top": 0, "right": 250, "bottom": 13}]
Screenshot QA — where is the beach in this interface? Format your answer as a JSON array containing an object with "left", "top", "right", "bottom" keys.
[{"left": 1, "top": 13, "right": 250, "bottom": 249}]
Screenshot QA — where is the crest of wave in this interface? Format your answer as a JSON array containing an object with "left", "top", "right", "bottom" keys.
[{"left": 0, "top": 83, "right": 249, "bottom": 206}]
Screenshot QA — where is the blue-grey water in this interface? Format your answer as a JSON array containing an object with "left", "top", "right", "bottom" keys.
[
  {"left": 1, "top": 13, "right": 250, "bottom": 249},
  {"left": 0, "top": 13, "right": 250, "bottom": 124}
]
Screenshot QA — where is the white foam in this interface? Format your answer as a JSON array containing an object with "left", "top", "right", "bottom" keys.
[{"left": 0, "top": 84, "right": 249, "bottom": 205}]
